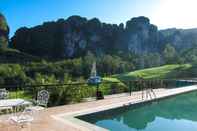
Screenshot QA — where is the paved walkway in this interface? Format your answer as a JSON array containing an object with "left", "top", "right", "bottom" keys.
[{"left": 0, "top": 86, "right": 197, "bottom": 131}]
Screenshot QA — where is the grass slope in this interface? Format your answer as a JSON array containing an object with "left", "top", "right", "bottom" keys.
[
  {"left": 0, "top": 48, "right": 41, "bottom": 63},
  {"left": 104, "top": 64, "right": 192, "bottom": 82}
]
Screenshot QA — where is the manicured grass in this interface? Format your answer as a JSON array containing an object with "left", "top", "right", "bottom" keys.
[
  {"left": 102, "top": 77, "right": 121, "bottom": 82},
  {"left": 104, "top": 64, "right": 192, "bottom": 82},
  {"left": 9, "top": 91, "right": 33, "bottom": 100}
]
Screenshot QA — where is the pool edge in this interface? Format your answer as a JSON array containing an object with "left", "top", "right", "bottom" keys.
[{"left": 51, "top": 85, "right": 197, "bottom": 131}]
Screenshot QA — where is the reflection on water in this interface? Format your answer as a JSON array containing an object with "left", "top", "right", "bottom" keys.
[{"left": 78, "top": 91, "right": 197, "bottom": 131}]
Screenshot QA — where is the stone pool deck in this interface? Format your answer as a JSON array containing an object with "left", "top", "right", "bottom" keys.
[{"left": 1, "top": 85, "right": 197, "bottom": 131}]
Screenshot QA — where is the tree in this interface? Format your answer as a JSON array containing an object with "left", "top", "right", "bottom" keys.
[
  {"left": 163, "top": 44, "right": 177, "bottom": 64},
  {"left": 0, "top": 36, "right": 8, "bottom": 48},
  {"left": 0, "top": 13, "right": 9, "bottom": 49},
  {"left": 142, "top": 53, "right": 162, "bottom": 68}
]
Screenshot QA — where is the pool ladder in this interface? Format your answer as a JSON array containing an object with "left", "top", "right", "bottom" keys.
[{"left": 141, "top": 88, "right": 157, "bottom": 100}]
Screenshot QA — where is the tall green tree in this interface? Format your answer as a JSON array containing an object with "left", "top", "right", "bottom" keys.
[
  {"left": 163, "top": 44, "right": 177, "bottom": 64},
  {"left": 0, "top": 13, "right": 9, "bottom": 48}
]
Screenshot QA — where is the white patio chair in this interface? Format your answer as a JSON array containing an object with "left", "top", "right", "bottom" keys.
[
  {"left": 26, "top": 90, "right": 50, "bottom": 112},
  {"left": 0, "top": 88, "right": 9, "bottom": 100},
  {"left": 0, "top": 89, "right": 12, "bottom": 114},
  {"left": 9, "top": 108, "right": 34, "bottom": 128}
]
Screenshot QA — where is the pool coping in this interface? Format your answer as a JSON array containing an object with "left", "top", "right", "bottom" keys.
[{"left": 51, "top": 85, "right": 197, "bottom": 131}]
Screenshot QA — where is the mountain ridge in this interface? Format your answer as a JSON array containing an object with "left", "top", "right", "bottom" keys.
[{"left": 10, "top": 15, "right": 197, "bottom": 60}]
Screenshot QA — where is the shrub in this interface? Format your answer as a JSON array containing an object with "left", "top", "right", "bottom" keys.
[{"left": 100, "top": 82, "right": 128, "bottom": 95}]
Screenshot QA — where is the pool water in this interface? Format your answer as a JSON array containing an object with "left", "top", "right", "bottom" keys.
[
  {"left": 77, "top": 91, "right": 197, "bottom": 131},
  {"left": 172, "top": 80, "right": 196, "bottom": 88}
]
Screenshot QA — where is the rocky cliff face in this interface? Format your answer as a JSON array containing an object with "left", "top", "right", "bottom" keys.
[
  {"left": 123, "top": 16, "right": 159, "bottom": 53},
  {"left": 159, "top": 28, "right": 197, "bottom": 51},
  {"left": 11, "top": 15, "right": 123, "bottom": 58},
  {"left": 61, "top": 16, "right": 123, "bottom": 57},
  {"left": 0, "top": 13, "right": 9, "bottom": 48},
  {"left": 10, "top": 15, "right": 197, "bottom": 59},
  {"left": 59, "top": 16, "right": 160, "bottom": 57}
]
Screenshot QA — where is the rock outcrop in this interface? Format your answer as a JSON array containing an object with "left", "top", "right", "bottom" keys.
[
  {"left": 10, "top": 15, "right": 197, "bottom": 59},
  {"left": 123, "top": 16, "right": 159, "bottom": 53}
]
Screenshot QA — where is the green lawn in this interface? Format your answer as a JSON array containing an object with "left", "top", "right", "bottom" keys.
[
  {"left": 102, "top": 77, "right": 121, "bottom": 82},
  {"left": 9, "top": 91, "right": 33, "bottom": 100},
  {"left": 104, "top": 64, "right": 192, "bottom": 82}
]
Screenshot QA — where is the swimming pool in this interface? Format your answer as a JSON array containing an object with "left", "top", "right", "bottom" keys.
[{"left": 77, "top": 91, "right": 197, "bottom": 131}]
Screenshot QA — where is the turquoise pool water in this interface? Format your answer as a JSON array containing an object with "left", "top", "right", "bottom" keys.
[{"left": 77, "top": 91, "right": 197, "bottom": 131}]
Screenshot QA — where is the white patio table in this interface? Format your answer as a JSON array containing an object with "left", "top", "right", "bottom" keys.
[{"left": 0, "top": 99, "right": 32, "bottom": 115}]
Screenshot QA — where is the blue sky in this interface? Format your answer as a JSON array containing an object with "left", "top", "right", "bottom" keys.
[{"left": 1, "top": 0, "right": 197, "bottom": 37}]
